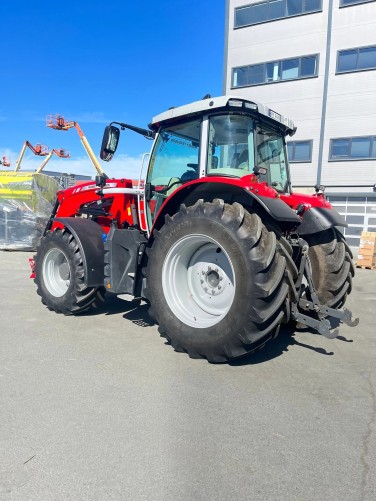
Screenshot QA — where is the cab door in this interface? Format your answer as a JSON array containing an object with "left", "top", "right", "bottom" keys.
[{"left": 145, "top": 118, "right": 202, "bottom": 229}]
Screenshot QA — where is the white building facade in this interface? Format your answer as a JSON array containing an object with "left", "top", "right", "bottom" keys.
[{"left": 224, "top": 0, "right": 376, "bottom": 248}]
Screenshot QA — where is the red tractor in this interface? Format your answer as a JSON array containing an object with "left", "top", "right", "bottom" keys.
[{"left": 32, "top": 96, "right": 358, "bottom": 362}]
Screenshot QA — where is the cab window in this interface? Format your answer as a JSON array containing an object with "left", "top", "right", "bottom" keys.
[
  {"left": 207, "top": 115, "right": 255, "bottom": 177},
  {"left": 255, "top": 127, "right": 289, "bottom": 192},
  {"left": 146, "top": 119, "right": 201, "bottom": 226}
]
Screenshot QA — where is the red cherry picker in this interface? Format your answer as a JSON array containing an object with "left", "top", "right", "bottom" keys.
[{"left": 0, "top": 156, "right": 11, "bottom": 167}]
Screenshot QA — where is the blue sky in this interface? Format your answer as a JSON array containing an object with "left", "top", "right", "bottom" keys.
[{"left": 0, "top": 1, "right": 225, "bottom": 178}]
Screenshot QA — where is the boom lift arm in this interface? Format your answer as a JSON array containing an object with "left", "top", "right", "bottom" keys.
[
  {"left": 46, "top": 115, "right": 106, "bottom": 177},
  {"left": 14, "top": 141, "right": 49, "bottom": 172},
  {"left": 35, "top": 148, "right": 70, "bottom": 174}
]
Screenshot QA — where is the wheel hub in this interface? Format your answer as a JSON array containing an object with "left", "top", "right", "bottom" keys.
[
  {"left": 199, "top": 267, "right": 222, "bottom": 294},
  {"left": 205, "top": 269, "right": 220, "bottom": 289},
  {"left": 162, "top": 234, "right": 235, "bottom": 328},
  {"left": 42, "top": 247, "right": 71, "bottom": 297}
]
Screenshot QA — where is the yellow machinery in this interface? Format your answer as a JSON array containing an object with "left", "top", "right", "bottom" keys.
[
  {"left": 0, "top": 142, "right": 69, "bottom": 250},
  {"left": 0, "top": 171, "right": 61, "bottom": 250}
]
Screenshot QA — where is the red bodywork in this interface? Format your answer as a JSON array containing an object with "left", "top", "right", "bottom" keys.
[
  {"left": 52, "top": 178, "right": 138, "bottom": 232},
  {"left": 51, "top": 173, "right": 333, "bottom": 235},
  {"left": 149, "top": 174, "right": 332, "bottom": 233}
]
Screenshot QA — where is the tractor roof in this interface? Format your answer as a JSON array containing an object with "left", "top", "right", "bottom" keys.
[{"left": 150, "top": 95, "right": 296, "bottom": 135}]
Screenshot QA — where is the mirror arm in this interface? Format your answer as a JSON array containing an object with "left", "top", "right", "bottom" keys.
[{"left": 111, "top": 122, "right": 155, "bottom": 139}]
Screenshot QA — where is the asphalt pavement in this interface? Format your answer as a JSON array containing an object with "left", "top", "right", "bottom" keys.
[{"left": 0, "top": 250, "right": 375, "bottom": 501}]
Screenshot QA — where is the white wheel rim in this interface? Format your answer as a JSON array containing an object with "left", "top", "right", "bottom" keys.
[
  {"left": 42, "top": 248, "right": 71, "bottom": 297},
  {"left": 162, "top": 234, "right": 235, "bottom": 328}
]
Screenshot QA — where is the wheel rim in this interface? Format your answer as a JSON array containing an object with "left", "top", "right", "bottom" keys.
[
  {"left": 162, "top": 234, "right": 235, "bottom": 328},
  {"left": 42, "top": 248, "right": 71, "bottom": 297}
]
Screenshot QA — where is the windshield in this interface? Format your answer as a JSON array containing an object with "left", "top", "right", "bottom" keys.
[
  {"left": 207, "top": 115, "right": 255, "bottom": 177},
  {"left": 255, "top": 126, "right": 289, "bottom": 192}
]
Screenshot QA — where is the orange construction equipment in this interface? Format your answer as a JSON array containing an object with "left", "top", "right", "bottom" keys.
[
  {"left": 34, "top": 148, "right": 71, "bottom": 174},
  {"left": 46, "top": 115, "right": 105, "bottom": 176},
  {"left": 0, "top": 156, "right": 11, "bottom": 167},
  {"left": 54, "top": 148, "right": 70, "bottom": 158},
  {"left": 14, "top": 141, "right": 49, "bottom": 172},
  {"left": 13, "top": 141, "right": 70, "bottom": 174}
]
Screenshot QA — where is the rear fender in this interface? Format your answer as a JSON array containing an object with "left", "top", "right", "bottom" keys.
[
  {"left": 152, "top": 181, "right": 301, "bottom": 233},
  {"left": 298, "top": 207, "right": 347, "bottom": 236},
  {"left": 53, "top": 217, "right": 105, "bottom": 286}
]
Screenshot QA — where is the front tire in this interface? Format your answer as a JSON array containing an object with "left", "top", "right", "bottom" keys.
[
  {"left": 34, "top": 228, "right": 105, "bottom": 314},
  {"left": 145, "top": 200, "right": 290, "bottom": 362}
]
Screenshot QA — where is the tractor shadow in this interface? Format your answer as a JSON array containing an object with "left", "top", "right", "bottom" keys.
[
  {"left": 86, "top": 298, "right": 353, "bottom": 361},
  {"left": 229, "top": 324, "right": 340, "bottom": 366},
  {"left": 86, "top": 294, "right": 156, "bottom": 327},
  {"left": 231, "top": 321, "right": 354, "bottom": 366}
]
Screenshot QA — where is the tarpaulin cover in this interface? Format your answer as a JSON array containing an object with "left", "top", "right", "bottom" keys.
[{"left": 0, "top": 172, "right": 60, "bottom": 251}]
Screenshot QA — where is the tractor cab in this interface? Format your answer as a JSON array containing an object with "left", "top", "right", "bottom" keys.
[{"left": 101, "top": 96, "right": 296, "bottom": 229}]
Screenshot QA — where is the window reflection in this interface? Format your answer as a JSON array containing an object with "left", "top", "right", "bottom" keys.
[
  {"left": 234, "top": 0, "right": 322, "bottom": 28},
  {"left": 330, "top": 136, "right": 376, "bottom": 160},
  {"left": 337, "top": 46, "right": 376, "bottom": 73},
  {"left": 233, "top": 55, "right": 318, "bottom": 88},
  {"left": 287, "top": 140, "right": 313, "bottom": 162}
]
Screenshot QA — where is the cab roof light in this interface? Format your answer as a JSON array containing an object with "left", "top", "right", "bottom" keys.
[
  {"left": 244, "top": 102, "right": 258, "bottom": 110},
  {"left": 228, "top": 99, "right": 243, "bottom": 107}
]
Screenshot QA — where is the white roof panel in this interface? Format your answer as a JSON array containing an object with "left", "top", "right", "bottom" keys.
[{"left": 151, "top": 95, "right": 295, "bottom": 132}]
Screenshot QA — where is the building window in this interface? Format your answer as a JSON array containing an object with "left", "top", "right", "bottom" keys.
[
  {"left": 287, "top": 140, "right": 312, "bottom": 162},
  {"left": 234, "top": 0, "right": 322, "bottom": 28},
  {"left": 232, "top": 55, "right": 318, "bottom": 88},
  {"left": 340, "top": 0, "right": 376, "bottom": 7},
  {"left": 329, "top": 136, "right": 376, "bottom": 160},
  {"left": 337, "top": 46, "right": 376, "bottom": 73}
]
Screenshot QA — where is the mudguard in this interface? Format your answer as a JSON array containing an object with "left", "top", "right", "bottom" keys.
[
  {"left": 152, "top": 181, "right": 301, "bottom": 232},
  {"left": 254, "top": 194, "right": 301, "bottom": 224},
  {"left": 53, "top": 217, "right": 105, "bottom": 286},
  {"left": 298, "top": 207, "right": 347, "bottom": 235}
]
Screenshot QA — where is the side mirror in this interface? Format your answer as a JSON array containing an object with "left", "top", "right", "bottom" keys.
[
  {"left": 253, "top": 166, "right": 268, "bottom": 176},
  {"left": 100, "top": 125, "right": 120, "bottom": 161}
]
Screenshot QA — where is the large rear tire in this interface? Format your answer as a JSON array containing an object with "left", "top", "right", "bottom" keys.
[
  {"left": 34, "top": 228, "right": 105, "bottom": 315},
  {"left": 306, "top": 227, "right": 354, "bottom": 309},
  {"left": 145, "top": 199, "right": 290, "bottom": 362}
]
